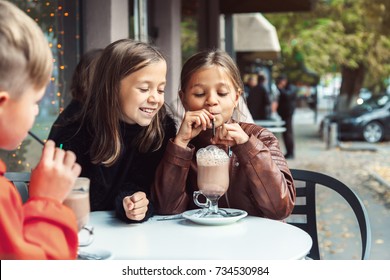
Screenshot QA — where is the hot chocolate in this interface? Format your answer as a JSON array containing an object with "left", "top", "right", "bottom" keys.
[
  {"left": 63, "top": 177, "right": 90, "bottom": 231},
  {"left": 196, "top": 145, "right": 229, "bottom": 198}
]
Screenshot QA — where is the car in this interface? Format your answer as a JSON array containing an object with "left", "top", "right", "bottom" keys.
[{"left": 321, "top": 94, "right": 390, "bottom": 143}]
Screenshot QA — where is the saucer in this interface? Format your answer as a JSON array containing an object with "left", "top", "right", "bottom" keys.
[
  {"left": 182, "top": 208, "right": 248, "bottom": 226},
  {"left": 78, "top": 248, "right": 113, "bottom": 260}
]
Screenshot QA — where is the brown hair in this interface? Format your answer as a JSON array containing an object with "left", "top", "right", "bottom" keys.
[
  {"left": 0, "top": 1, "right": 52, "bottom": 98},
  {"left": 81, "top": 39, "right": 167, "bottom": 166},
  {"left": 179, "top": 49, "right": 245, "bottom": 121},
  {"left": 70, "top": 48, "right": 103, "bottom": 103},
  {"left": 180, "top": 49, "right": 244, "bottom": 97}
]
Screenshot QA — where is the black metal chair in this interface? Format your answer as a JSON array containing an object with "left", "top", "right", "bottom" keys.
[
  {"left": 288, "top": 169, "right": 372, "bottom": 260},
  {"left": 5, "top": 172, "right": 31, "bottom": 203}
]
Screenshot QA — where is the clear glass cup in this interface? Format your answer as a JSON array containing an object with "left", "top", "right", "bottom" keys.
[
  {"left": 63, "top": 177, "right": 93, "bottom": 247},
  {"left": 194, "top": 145, "right": 230, "bottom": 217}
]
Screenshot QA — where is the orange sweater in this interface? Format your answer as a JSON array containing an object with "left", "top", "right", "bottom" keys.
[{"left": 0, "top": 160, "right": 78, "bottom": 259}]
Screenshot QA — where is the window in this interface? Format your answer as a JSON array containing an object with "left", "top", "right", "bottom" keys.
[{"left": 0, "top": 0, "right": 81, "bottom": 171}]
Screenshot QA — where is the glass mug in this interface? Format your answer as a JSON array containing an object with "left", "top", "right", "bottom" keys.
[
  {"left": 193, "top": 145, "right": 229, "bottom": 216},
  {"left": 63, "top": 177, "right": 94, "bottom": 247}
]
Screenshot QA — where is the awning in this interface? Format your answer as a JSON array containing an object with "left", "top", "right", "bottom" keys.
[{"left": 233, "top": 13, "right": 281, "bottom": 61}]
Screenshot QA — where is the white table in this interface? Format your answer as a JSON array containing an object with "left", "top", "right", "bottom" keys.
[
  {"left": 85, "top": 211, "right": 312, "bottom": 260},
  {"left": 254, "top": 120, "right": 286, "bottom": 134}
]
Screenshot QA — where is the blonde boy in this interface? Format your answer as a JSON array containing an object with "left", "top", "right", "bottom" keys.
[{"left": 0, "top": 1, "right": 81, "bottom": 259}]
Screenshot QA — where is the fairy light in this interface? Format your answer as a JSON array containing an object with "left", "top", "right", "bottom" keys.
[{"left": 6, "top": 0, "right": 80, "bottom": 172}]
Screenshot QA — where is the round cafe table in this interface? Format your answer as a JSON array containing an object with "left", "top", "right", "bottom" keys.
[{"left": 83, "top": 211, "right": 312, "bottom": 260}]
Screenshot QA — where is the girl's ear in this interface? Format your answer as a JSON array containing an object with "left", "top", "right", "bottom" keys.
[
  {"left": 179, "top": 90, "right": 186, "bottom": 107},
  {"left": 233, "top": 88, "right": 242, "bottom": 107}
]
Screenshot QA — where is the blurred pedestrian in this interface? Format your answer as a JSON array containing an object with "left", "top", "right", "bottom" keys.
[
  {"left": 243, "top": 74, "right": 257, "bottom": 99},
  {"left": 276, "top": 75, "right": 297, "bottom": 159},
  {"left": 247, "top": 73, "right": 271, "bottom": 120}
]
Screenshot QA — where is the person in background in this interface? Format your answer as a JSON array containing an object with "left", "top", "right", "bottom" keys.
[
  {"left": 243, "top": 74, "right": 257, "bottom": 99},
  {"left": 49, "top": 39, "right": 177, "bottom": 223},
  {"left": 49, "top": 48, "right": 103, "bottom": 138},
  {"left": 276, "top": 74, "right": 297, "bottom": 159},
  {"left": 0, "top": 0, "right": 81, "bottom": 259},
  {"left": 152, "top": 50, "right": 295, "bottom": 220},
  {"left": 247, "top": 73, "right": 271, "bottom": 120}
]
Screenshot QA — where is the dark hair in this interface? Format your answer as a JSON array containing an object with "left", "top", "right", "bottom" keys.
[
  {"left": 81, "top": 39, "right": 167, "bottom": 166},
  {"left": 276, "top": 74, "right": 288, "bottom": 85},
  {"left": 70, "top": 49, "right": 103, "bottom": 103}
]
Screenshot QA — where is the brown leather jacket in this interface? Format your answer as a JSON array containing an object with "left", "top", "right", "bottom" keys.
[{"left": 151, "top": 122, "right": 295, "bottom": 220}]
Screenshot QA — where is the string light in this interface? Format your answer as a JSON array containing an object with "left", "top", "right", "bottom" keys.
[{"left": 2, "top": 0, "right": 80, "bottom": 171}]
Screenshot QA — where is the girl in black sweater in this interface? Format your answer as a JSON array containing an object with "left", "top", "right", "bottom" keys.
[{"left": 49, "top": 39, "right": 177, "bottom": 223}]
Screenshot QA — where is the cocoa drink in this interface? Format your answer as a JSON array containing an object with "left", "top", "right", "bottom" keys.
[
  {"left": 63, "top": 177, "right": 90, "bottom": 231},
  {"left": 196, "top": 145, "right": 229, "bottom": 198}
]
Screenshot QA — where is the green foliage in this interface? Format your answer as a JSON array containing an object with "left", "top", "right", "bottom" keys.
[
  {"left": 181, "top": 16, "right": 198, "bottom": 65},
  {"left": 265, "top": 0, "right": 390, "bottom": 91}
]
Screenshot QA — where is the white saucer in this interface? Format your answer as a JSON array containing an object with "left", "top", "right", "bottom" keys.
[
  {"left": 182, "top": 208, "right": 248, "bottom": 226},
  {"left": 78, "top": 248, "right": 113, "bottom": 260}
]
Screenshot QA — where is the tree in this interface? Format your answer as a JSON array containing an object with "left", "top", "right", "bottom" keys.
[{"left": 265, "top": 0, "right": 390, "bottom": 111}]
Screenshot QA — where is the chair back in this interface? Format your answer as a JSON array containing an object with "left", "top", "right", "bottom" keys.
[
  {"left": 4, "top": 172, "right": 31, "bottom": 203},
  {"left": 288, "top": 169, "right": 371, "bottom": 260}
]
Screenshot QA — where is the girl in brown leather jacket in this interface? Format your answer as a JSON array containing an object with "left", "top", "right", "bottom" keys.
[{"left": 152, "top": 50, "right": 295, "bottom": 220}]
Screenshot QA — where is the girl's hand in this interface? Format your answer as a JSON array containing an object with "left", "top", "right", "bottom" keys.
[
  {"left": 29, "top": 140, "right": 81, "bottom": 203},
  {"left": 211, "top": 123, "right": 249, "bottom": 147},
  {"left": 174, "top": 109, "right": 214, "bottom": 148},
  {"left": 123, "top": 191, "right": 149, "bottom": 221}
]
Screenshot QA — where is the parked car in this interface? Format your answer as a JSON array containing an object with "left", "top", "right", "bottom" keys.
[{"left": 321, "top": 94, "right": 390, "bottom": 143}]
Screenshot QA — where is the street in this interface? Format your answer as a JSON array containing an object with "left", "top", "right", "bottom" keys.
[{"left": 283, "top": 107, "right": 390, "bottom": 259}]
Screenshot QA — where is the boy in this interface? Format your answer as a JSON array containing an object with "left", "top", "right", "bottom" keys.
[{"left": 0, "top": 1, "right": 81, "bottom": 259}]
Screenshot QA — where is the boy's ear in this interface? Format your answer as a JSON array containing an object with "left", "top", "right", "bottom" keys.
[{"left": 0, "top": 91, "right": 10, "bottom": 106}]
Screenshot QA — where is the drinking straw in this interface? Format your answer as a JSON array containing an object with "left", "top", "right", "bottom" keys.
[
  {"left": 59, "top": 144, "right": 63, "bottom": 149},
  {"left": 212, "top": 119, "right": 215, "bottom": 137},
  {"left": 28, "top": 131, "right": 45, "bottom": 146}
]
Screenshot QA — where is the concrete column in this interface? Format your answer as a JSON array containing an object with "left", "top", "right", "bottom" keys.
[
  {"left": 198, "top": 0, "right": 220, "bottom": 49},
  {"left": 151, "top": 0, "right": 181, "bottom": 106},
  {"left": 82, "top": 0, "right": 129, "bottom": 52}
]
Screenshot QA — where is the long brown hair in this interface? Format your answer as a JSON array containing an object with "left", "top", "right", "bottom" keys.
[
  {"left": 81, "top": 39, "right": 167, "bottom": 166},
  {"left": 179, "top": 49, "right": 245, "bottom": 121},
  {"left": 180, "top": 49, "right": 244, "bottom": 96}
]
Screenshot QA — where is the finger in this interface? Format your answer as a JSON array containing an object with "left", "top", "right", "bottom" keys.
[
  {"left": 123, "top": 196, "right": 135, "bottom": 211},
  {"left": 133, "top": 198, "right": 149, "bottom": 210},
  {"left": 192, "top": 115, "right": 202, "bottom": 129},
  {"left": 130, "top": 192, "right": 146, "bottom": 203},
  {"left": 71, "top": 163, "right": 82, "bottom": 177},
  {"left": 40, "top": 139, "right": 55, "bottom": 161},
  {"left": 129, "top": 205, "right": 148, "bottom": 215},
  {"left": 53, "top": 147, "right": 66, "bottom": 164},
  {"left": 198, "top": 113, "right": 209, "bottom": 131},
  {"left": 63, "top": 150, "right": 77, "bottom": 167}
]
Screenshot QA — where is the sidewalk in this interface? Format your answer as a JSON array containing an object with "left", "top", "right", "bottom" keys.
[{"left": 283, "top": 107, "right": 390, "bottom": 259}]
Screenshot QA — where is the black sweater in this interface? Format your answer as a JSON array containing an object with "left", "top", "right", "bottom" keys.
[{"left": 48, "top": 113, "right": 177, "bottom": 223}]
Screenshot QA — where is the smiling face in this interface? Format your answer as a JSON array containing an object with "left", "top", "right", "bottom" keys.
[
  {"left": 119, "top": 60, "right": 167, "bottom": 126},
  {"left": 180, "top": 65, "right": 240, "bottom": 127},
  {"left": 0, "top": 85, "right": 45, "bottom": 150}
]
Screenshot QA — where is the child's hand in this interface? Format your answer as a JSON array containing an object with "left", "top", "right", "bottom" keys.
[
  {"left": 122, "top": 191, "right": 149, "bottom": 221},
  {"left": 29, "top": 140, "right": 81, "bottom": 203},
  {"left": 211, "top": 123, "right": 249, "bottom": 146},
  {"left": 174, "top": 109, "right": 214, "bottom": 148}
]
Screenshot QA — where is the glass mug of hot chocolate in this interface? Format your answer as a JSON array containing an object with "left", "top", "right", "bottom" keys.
[
  {"left": 194, "top": 145, "right": 230, "bottom": 216},
  {"left": 63, "top": 177, "right": 93, "bottom": 247}
]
